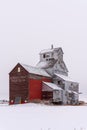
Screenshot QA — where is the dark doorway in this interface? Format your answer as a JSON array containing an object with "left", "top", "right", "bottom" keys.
[{"left": 15, "top": 97, "right": 21, "bottom": 104}]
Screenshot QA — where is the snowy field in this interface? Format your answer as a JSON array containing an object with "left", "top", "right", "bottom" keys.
[
  {"left": 0, "top": 103, "right": 87, "bottom": 130},
  {"left": 0, "top": 93, "right": 87, "bottom": 130}
]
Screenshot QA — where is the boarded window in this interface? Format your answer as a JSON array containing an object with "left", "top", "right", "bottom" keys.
[{"left": 18, "top": 67, "right": 21, "bottom": 72}]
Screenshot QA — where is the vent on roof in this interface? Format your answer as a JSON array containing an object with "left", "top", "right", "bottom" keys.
[{"left": 51, "top": 44, "right": 53, "bottom": 49}]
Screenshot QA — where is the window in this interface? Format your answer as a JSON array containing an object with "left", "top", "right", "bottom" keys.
[
  {"left": 18, "top": 67, "right": 21, "bottom": 72},
  {"left": 43, "top": 54, "right": 50, "bottom": 58},
  {"left": 58, "top": 81, "right": 61, "bottom": 85},
  {"left": 43, "top": 54, "right": 46, "bottom": 58}
]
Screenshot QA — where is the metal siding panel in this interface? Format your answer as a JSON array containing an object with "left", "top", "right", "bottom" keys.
[{"left": 29, "top": 78, "right": 51, "bottom": 100}]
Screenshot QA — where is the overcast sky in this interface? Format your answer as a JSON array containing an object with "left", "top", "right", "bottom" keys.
[{"left": 0, "top": 0, "right": 87, "bottom": 98}]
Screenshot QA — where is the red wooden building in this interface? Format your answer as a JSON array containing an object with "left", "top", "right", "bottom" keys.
[{"left": 9, "top": 63, "right": 51, "bottom": 104}]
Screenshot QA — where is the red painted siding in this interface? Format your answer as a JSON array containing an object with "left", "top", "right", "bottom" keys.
[
  {"left": 9, "top": 63, "right": 29, "bottom": 105},
  {"left": 9, "top": 63, "right": 52, "bottom": 104},
  {"left": 29, "top": 78, "right": 51, "bottom": 100}
]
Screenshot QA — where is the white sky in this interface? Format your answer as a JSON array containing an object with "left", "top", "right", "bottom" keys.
[{"left": 0, "top": 0, "right": 87, "bottom": 97}]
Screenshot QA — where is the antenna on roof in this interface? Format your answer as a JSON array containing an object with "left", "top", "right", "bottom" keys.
[{"left": 51, "top": 44, "right": 53, "bottom": 49}]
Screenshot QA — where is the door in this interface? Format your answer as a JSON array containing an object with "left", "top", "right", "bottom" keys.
[{"left": 15, "top": 97, "right": 21, "bottom": 104}]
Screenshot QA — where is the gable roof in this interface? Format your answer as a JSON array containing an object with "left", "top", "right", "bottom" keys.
[
  {"left": 55, "top": 73, "right": 78, "bottom": 83},
  {"left": 43, "top": 81, "right": 62, "bottom": 90},
  {"left": 36, "top": 59, "right": 57, "bottom": 69},
  {"left": 40, "top": 47, "right": 63, "bottom": 54},
  {"left": 36, "top": 61, "right": 49, "bottom": 68},
  {"left": 21, "top": 63, "right": 51, "bottom": 77}
]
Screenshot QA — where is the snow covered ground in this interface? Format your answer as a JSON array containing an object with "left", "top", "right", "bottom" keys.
[
  {"left": 0, "top": 93, "right": 87, "bottom": 130},
  {"left": 0, "top": 103, "right": 87, "bottom": 130}
]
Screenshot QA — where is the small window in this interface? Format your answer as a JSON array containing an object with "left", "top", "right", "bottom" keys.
[
  {"left": 58, "top": 81, "right": 61, "bottom": 85},
  {"left": 43, "top": 54, "right": 46, "bottom": 58},
  {"left": 43, "top": 54, "right": 50, "bottom": 58},
  {"left": 18, "top": 67, "right": 21, "bottom": 72}
]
